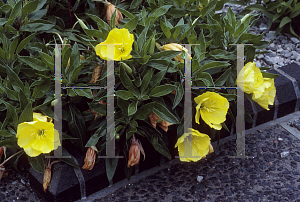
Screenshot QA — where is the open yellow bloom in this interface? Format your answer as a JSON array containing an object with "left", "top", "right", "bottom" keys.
[
  {"left": 161, "top": 43, "right": 190, "bottom": 63},
  {"left": 33, "top": 112, "right": 52, "bottom": 122},
  {"left": 95, "top": 28, "right": 134, "bottom": 61},
  {"left": 16, "top": 121, "right": 61, "bottom": 157},
  {"left": 237, "top": 62, "right": 264, "bottom": 94},
  {"left": 252, "top": 78, "right": 276, "bottom": 110},
  {"left": 175, "top": 128, "right": 213, "bottom": 162},
  {"left": 194, "top": 92, "right": 229, "bottom": 130}
]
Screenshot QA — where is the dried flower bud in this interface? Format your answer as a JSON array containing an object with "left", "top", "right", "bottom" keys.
[
  {"left": 89, "top": 64, "right": 103, "bottom": 84},
  {"left": 127, "top": 135, "right": 145, "bottom": 168},
  {"left": 82, "top": 147, "right": 97, "bottom": 170},
  {"left": 0, "top": 147, "right": 4, "bottom": 159},
  {"left": 106, "top": 4, "right": 123, "bottom": 26},
  {"left": 43, "top": 167, "right": 51, "bottom": 192}
]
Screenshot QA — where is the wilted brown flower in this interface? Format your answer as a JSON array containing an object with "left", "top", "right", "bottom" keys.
[
  {"left": 106, "top": 3, "right": 123, "bottom": 26},
  {"left": 82, "top": 147, "right": 97, "bottom": 170},
  {"left": 89, "top": 64, "right": 103, "bottom": 84},
  {"left": 43, "top": 166, "right": 51, "bottom": 192},
  {"left": 0, "top": 147, "right": 3, "bottom": 159},
  {"left": 161, "top": 43, "right": 191, "bottom": 63},
  {"left": 127, "top": 134, "right": 145, "bottom": 168},
  {"left": 149, "top": 112, "right": 173, "bottom": 132}
]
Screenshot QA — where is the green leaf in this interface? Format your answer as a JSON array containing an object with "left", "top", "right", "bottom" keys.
[
  {"left": 40, "top": 52, "right": 54, "bottom": 72},
  {"left": 151, "top": 135, "right": 171, "bottom": 160},
  {"left": 150, "top": 50, "right": 181, "bottom": 60},
  {"left": 106, "top": 155, "right": 119, "bottom": 182},
  {"left": 6, "top": 66, "right": 24, "bottom": 92},
  {"left": 150, "top": 70, "right": 166, "bottom": 90},
  {"left": 18, "top": 102, "right": 33, "bottom": 124},
  {"left": 172, "top": 84, "right": 184, "bottom": 109},
  {"left": 261, "top": 71, "right": 281, "bottom": 79},
  {"left": 198, "top": 61, "right": 231, "bottom": 72},
  {"left": 115, "top": 90, "right": 135, "bottom": 100},
  {"left": 132, "top": 102, "right": 155, "bottom": 120},
  {"left": 28, "top": 9, "right": 47, "bottom": 20},
  {"left": 146, "top": 5, "right": 173, "bottom": 26},
  {"left": 172, "top": 26, "right": 181, "bottom": 41},
  {"left": 116, "top": 6, "right": 135, "bottom": 20},
  {"left": 22, "top": 0, "right": 38, "bottom": 16},
  {"left": 128, "top": 101, "right": 138, "bottom": 116},
  {"left": 6, "top": 0, "right": 22, "bottom": 27},
  {"left": 214, "top": 68, "right": 231, "bottom": 86},
  {"left": 140, "top": 68, "right": 153, "bottom": 94},
  {"left": 150, "top": 84, "right": 175, "bottom": 97},
  {"left": 1, "top": 100, "right": 18, "bottom": 129},
  {"left": 58, "top": 148, "right": 80, "bottom": 168},
  {"left": 74, "top": 88, "right": 94, "bottom": 99},
  {"left": 123, "top": 16, "right": 139, "bottom": 32},
  {"left": 18, "top": 90, "right": 28, "bottom": 111},
  {"left": 28, "top": 155, "right": 44, "bottom": 174},
  {"left": 16, "top": 33, "right": 36, "bottom": 54},
  {"left": 68, "top": 105, "right": 87, "bottom": 150},
  {"left": 208, "top": 49, "right": 236, "bottom": 60},
  {"left": 137, "top": 26, "right": 148, "bottom": 53},
  {"left": 119, "top": 63, "right": 140, "bottom": 97},
  {"left": 0, "top": 86, "right": 18, "bottom": 101},
  {"left": 19, "top": 56, "right": 48, "bottom": 71},
  {"left": 88, "top": 102, "right": 107, "bottom": 116},
  {"left": 110, "top": 9, "right": 116, "bottom": 30},
  {"left": 19, "top": 23, "right": 55, "bottom": 32},
  {"left": 147, "top": 59, "right": 171, "bottom": 71},
  {"left": 32, "top": 79, "right": 50, "bottom": 99},
  {"left": 179, "top": 16, "right": 200, "bottom": 41},
  {"left": 9, "top": 36, "right": 18, "bottom": 59},
  {"left": 160, "top": 20, "right": 171, "bottom": 40},
  {"left": 279, "top": 16, "right": 292, "bottom": 28},
  {"left": 130, "top": 0, "right": 143, "bottom": 9},
  {"left": 85, "top": 122, "right": 106, "bottom": 147},
  {"left": 86, "top": 13, "right": 110, "bottom": 30},
  {"left": 153, "top": 102, "right": 179, "bottom": 124}
]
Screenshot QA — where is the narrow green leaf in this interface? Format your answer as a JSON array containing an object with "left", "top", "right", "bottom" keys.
[
  {"left": 160, "top": 20, "right": 171, "bottom": 40},
  {"left": 123, "top": 16, "right": 138, "bottom": 32},
  {"left": 130, "top": 0, "right": 143, "bottom": 9},
  {"left": 16, "top": 33, "right": 36, "bottom": 54},
  {"left": 149, "top": 84, "right": 175, "bottom": 97},
  {"left": 172, "top": 84, "right": 184, "bottom": 109},
  {"left": 140, "top": 68, "right": 153, "bottom": 94},
  {"left": 119, "top": 63, "right": 140, "bottom": 97},
  {"left": 19, "top": 102, "right": 33, "bottom": 124},
  {"left": 153, "top": 102, "right": 179, "bottom": 124},
  {"left": 132, "top": 102, "right": 155, "bottom": 120},
  {"left": 115, "top": 90, "right": 135, "bottom": 100},
  {"left": 28, "top": 155, "right": 44, "bottom": 174},
  {"left": 116, "top": 7, "right": 135, "bottom": 20},
  {"left": 19, "top": 56, "right": 48, "bottom": 71},
  {"left": 6, "top": 66, "right": 24, "bottom": 92}
]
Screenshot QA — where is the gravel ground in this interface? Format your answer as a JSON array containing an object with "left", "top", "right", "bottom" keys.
[
  {"left": 91, "top": 117, "right": 300, "bottom": 202},
  {"left": 1, "top": 2, "right": 300, "bottom": 202}
]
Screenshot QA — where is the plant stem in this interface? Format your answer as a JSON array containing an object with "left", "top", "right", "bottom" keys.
[{"left": 0, "top": 150, "right": 23, "bottom": 167}]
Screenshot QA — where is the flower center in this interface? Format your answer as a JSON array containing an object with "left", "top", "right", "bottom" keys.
[
  {"left": 38, "top": 129, "right": 46, "bottom": 137},
  {"left": 118, "top": 46, "right": 125, "bottom": 53}
]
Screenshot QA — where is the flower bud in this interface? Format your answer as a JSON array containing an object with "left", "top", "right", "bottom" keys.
[
  {"left": 127, "top": 135, "right": 145, "bottom": 168},
  {"left": 106, "top": 4, "right": 123, "bottom": 26},
  {"left": 82, "top": 147, "right": 96, "bottom": 170},
  {"left": 161, "top": 43, "right": 190, "bottom": 63},
  {"left": 43, "top": 167, "right": 51, "bottom": 192}
]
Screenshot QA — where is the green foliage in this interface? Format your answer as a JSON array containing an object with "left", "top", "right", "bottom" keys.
[{"left": 241, "top": 0, "right": 300, "bottom": 37}]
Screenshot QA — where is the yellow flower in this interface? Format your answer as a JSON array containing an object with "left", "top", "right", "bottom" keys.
[
  {"left": 16, "top": 121, "right": 61, "bottom": 157},
  {"left": 161, "top": 43, "right": 190, "bottom": 63},
  {"left": 175, "top": 128, "right": 213, "bottom": 162},
  {"left": 252, "top": 78, "right": 276, "bottom": 110},
  {"left": 237, "top": 62, "right": 264, "bottom": 94},
  {"left": 194, "top": 92, "right": 229, "bottom": 130},
  {"left": 33, "top": 112, "right": 52, "bottom": 123},
  {"left": 95, "top": 28, "right": 134, "bottom": 61}
]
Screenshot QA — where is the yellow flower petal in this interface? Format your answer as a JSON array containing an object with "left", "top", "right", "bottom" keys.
[{"left": 194, "top": 92, "right": 229, "bottom": 130}]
